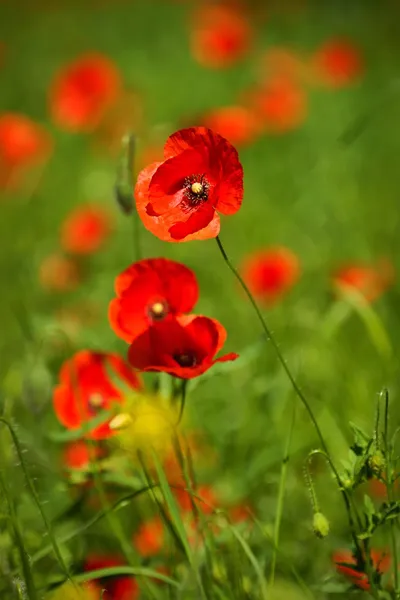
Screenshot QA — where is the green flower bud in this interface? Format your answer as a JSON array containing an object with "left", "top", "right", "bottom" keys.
[
  {"left": 368, "top": 452, "right": 385, "bottom": 475},
  {"left": 313, "top": 511, "right": 330, "bottom": 538}
]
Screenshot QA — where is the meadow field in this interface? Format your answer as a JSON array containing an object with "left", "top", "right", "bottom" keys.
[{"left": 1, "top": 1, "right": 400, "bottom": 598}]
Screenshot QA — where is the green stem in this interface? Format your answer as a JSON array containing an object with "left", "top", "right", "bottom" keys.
[
  {"left": 0, "top": 418, "right": 74, "bottom": 587},
  {"left": 215, "top": 237, "right": 363, "bottom": 555},
  {"left": 0, "top": 471, "right": 37, "bottom": 600},
  {"left": 88, "top": 442, "right": 137, "bottom": 567},
  {"left": 383, "top": 390, "right": 399, "bottom": 592},
  {"left": 176, "top": 379, "right": 188, "bottom": 426},
  {"left": 269, "top": 398, "right": 296, "bottom": 586}
]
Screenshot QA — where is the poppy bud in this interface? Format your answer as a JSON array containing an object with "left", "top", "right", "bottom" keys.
[
  {"left": 313, "top": 511, "right": 330, "bottom": 538},
  {"left": 340, "top": 476, "right": 353, "bottom": 490},
  {"left": 368, "top": 452, "right": 385, "bottom": 476}
]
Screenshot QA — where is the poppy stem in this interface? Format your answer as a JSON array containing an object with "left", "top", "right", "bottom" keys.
[
  {"left": 269, "top": 397, "right": 297, "bottom": 587},
  {"left": 215, "top": 236, "right": 364, "bottom": 557},
  {"left": 176, "top": 379, "right": 188, "bottom": 425},
  {"left": 383, "top": 389, "right": 399, "bottom": 592}
]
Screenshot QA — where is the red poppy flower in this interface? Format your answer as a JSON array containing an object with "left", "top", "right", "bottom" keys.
[
  {"left": 62, "top": 440, "right": 103, "bottom": 471},
  {"left": 39, "top": 253, "right": 81, "bottom": 292},
  {"left": 109, "top": 258, "right": 199, "bottom": 343},
  {"left": 0, "top": 113, "right": 52, "bottom": 186},
  {"left": 333, "top": 549, "right": 390, "bottom": 591},
  {"left": 240, "top": 247, "right": 300, "bottom": 304},
  {"left": 128, "top": 315, "right": 238, "bottom": 379},
  {"left": 251, "top": 77, "right": 307, "bottom": 133},
  {"left": 333, "top": 260, "right": 394, "bottom": 303},
  {"left": 61, "top": 205, "right": 113, "bottom": 255},
  {"left": 202, "top": 105, "right": 262, "bottom": 146},
  {"left": 134, "top": 127, "right": 244, "bottom": 242},
  {"left": 260, "top": 47, "right": 307, "bottom": 82},
  {"left": 176, "top": 485, "right": 217, "bottom": 514},
  {"left": 133, "top": 516, "right": 164, "bottom": 556},
  {"left": 312, "top": 39, "right": 363, "bottom": 88},
  {"left": 84, "top": 555, "right": 139, "bottom": 600},
  {"left": 190, "top": 4, "right": 252, "bottom": 69},
  {"left": 49, "top": 53, "right": 122, "bottom": 132},
  {"left": 53, "top": 350, "right": 142, "bottom": 439}
]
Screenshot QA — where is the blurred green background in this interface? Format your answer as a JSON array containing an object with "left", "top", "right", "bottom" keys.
[{"left": 1, "top": 0, "right": 400, "bottom": 597}]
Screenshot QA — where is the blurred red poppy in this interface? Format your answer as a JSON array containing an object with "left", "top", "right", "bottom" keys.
[
  {"left": 240, "top": 247, "right": 300, "bottom": 304},
  {"left": 312, "top": 39, "right": 363, "bottom": 88},
  {"left": 39, "top": 253, "right": 81, "bottom": 292},
  {"left": 62, "top": 440, "right": 103, "bottom": 471},
  {"left": 53, "top": 350, "right": 142, "bottom": 439},
  {"left": 0, "top": 113, "right": 52, "bottom": 168},
  {"left": 49, "top": 53, "right": 122, "bottom": 132},
  {"left": 333, "top": 260, "right": 394, "bottom": 303},
  {"left": 61, "top": 205, "right": 113, "bottom": 255},
  {"left": 133, "top": 516, "right": 165, "bottom": 556},
  {"left": 135, "top": 127, "right": 243, "bottom": 242},
  {"left": 190, "top": 4, "right": 252, "bottom": 69},
  {"left": 202, "top": 105, "right": 262, "bottom": 146},
  {"left": 251, "top": 77, "right": 307, "bottom": 133},
  {"left": 84, "top": 555, "right": 139, "bottom": 600},
  {"left": 333, "top": 549, "right": 390, "bottom": 591},
  {"left": 176, "top": 484, "right": 217, "bottom": 514},
  {"left": 128, "top": 315, "right": 238, "bottom": 379},
  {"left": 260, "top": 47, "right": 307, "bottom": 82},
  {"left": 109, "top": 258, "right": 199, "bottom": 343}
]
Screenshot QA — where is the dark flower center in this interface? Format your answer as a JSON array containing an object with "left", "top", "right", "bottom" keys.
[
  {"left": 147, "top": 300, "right": 169, "bottom": 321},
  {"left": 173, "top": 352, "right": 198, "bottom": 368},
  {"left": 88, "top": 393, "right": 104, "bottom": 414},
  {"left": 183, "top": 173, "right": 210, "bottom": 209}
]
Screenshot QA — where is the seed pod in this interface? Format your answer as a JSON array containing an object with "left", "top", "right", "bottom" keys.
[{"left": 313, "top": 511, "right": 330, "bottom": 538}]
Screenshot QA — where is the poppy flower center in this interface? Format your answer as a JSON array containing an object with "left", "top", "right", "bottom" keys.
[
  {"left": 147, "top": 300, "right": 169, "bottom": 321},
  {"left": 173, "top": 352, "right": 198, "bottom": 368},
  {"left": 183, "top": 174, "right": 210, "bottom": 209},
  {"left": 88, "top": 393, "right": 104, "bottom": 414}
]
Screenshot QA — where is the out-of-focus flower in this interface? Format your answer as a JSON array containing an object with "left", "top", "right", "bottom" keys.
[
  {"left": 240, "top": 247, "right": 300, "bottom": 304},
  {"left": 333, "top": 548, "right": 390, "bottom": 591},
  {"left": 190, "top": 4, "right": 252, "bottom": 69},
  {"left": 39, "top": 253, "right": 81, "bottom": 292},
  {"left": 53, "top": 350, "right": 142, "bottom": 439},
  {"left": 250, "top": 77, "right": 307, "bottom": 133},
  {"left": 61, "top": 205, "right": 113, "bottom": 255},
  {"left": 84, "top": 555, "right": 139, "bottom": 600},
  {"left": 311, "top": 39, "right": 363, "bottom": 88},
  {"left": 54, "top": 302, "right": 100, "bottom": 342},
  {"left": 176, "top": 484, "right": 217, "bottom": 514},
  {"left": 135, "top": 127, "right": 243, "bottom": 242},
  {"left": 49, "top": 53, "right": 122, "bottom": 132},
  {"left": 127, "top": 315, "right": 238, "bottom": 379},
  {"left": 109, "top": 258, "right": 199, "bottom": 343},
  {"left": 333, "top": 260, "right": 394, "bottom": 303},
  {"left": 133, "top": 516, "right": 165, "bottom": 556},
  {"left": 201, "top": 105, "right": 262, "bottom": 146},
  {"left": 0, "top": 113, "right": 52, "bottom": 168},
  {"left": 62, "top": 440, "right": 104, "bottom": 471}
]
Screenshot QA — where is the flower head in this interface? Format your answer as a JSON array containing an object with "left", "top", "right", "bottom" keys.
[
  {"left": 251, "top": 77, "right": 307, "bottom": 133},
  {"left": 39, "top": 254, "right": 81, "bottom": 292},
  {"left": 333, "top": 260, "right": 394, "bottom": 303},
  {"left": 202, "top": 105, "right": 262, "bottom": 147},
  {"left": 333, "top": 548, "right": 390, "bottom": 591},
  {"left": 49, "top": 53, "right": 121, "bottom": 132},
  {"left": 190, "top": 4, "right": 252, "bottom": 69},
  {"left": 133, "top": 516, "right": 165, "bottom": 557},
  {"left": 312, "top": 39, "right": 363, "bottom": 88},
  {"left": 0, "top": 113, "right": 52, "bottom": 168},
  {"left": 53, "top": 350, "right": 142, "bottom": 439},
  {"left": 84, "top": 555, "right": 139, "bottom": 600},
  {"left": 109, "top": 258, "right": 199, "bottom": 343},
  {"left": 127, "top": 315, "right": 238, "bottom": 379},
  {"left": 240, "top": 247, "right": 300, "bottom": 304},
  {"left": 61, "top": 205, "right": 112, "bottom": 255},
  {"left": 134, "top": 127, "right": 243, "bottom": 242}
]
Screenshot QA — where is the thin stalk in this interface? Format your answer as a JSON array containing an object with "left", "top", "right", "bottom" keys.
[
  {"left": 0, "top": 471, "right": 37, "bottom": 600},
  {"left": 0, "top": 418, "right": 74, "bottom": 587},
  {"left": 176, "top": 379, "right": 188, "bottom": 426},
  {"left": 215, "top": 237, "right": 363, "bottom": 556},
  {"left": 269, "top": 397, "right": 296, "bottom": 586},
  {"left": 383, "top": 390, "right": 399, "bottom": 592},
  {"left": 88, "top": 442, "right": 137, "bottom": 567}
]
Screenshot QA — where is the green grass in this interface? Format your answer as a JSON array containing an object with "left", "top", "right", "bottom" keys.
[{"left": 1, "top": 0, "right": 400, "bottom": 598}]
